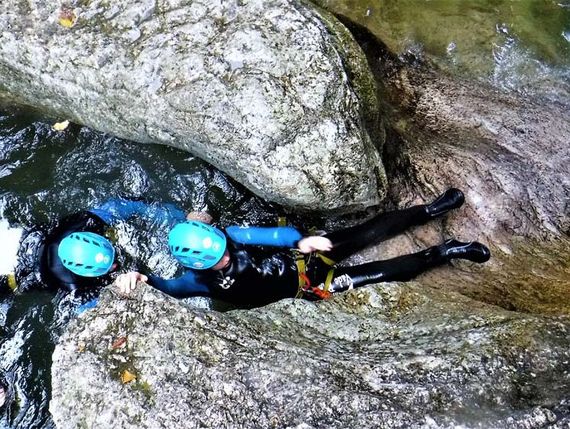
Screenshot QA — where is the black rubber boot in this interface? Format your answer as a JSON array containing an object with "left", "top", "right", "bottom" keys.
[
  {"left": 425, "top": 188, "right": 465, "bottom": 218},
  {"left": 438, "top": 239, "right": 491, "bottom": 263}
]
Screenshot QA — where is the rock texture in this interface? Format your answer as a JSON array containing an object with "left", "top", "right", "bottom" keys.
[
  {"left": 0, "top": 0, "right": 386, "bottom": 211},
  {"left": 45, "top": 6, "right": 570, "bottom": 429},
  {"left": 50, "top": 284, "right": 570, "bottom": 429},
  {"left": 326, "top": 22, "right": 570, "bottom": 316}
]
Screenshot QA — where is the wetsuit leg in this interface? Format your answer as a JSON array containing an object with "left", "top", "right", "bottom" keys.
[
  {"left": 323, "top": 189, "right": 465, "bottom": 262},
  {"left": 325, "top": 239, "right": 490, "bottom": 292}
]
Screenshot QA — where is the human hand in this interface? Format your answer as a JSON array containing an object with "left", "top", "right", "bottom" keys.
[
  {"left": 297, "top": 236, "right": 333, "bottom": 254},
  {"left": 115, "top": 271, "right": 148, "bottom": 295}
]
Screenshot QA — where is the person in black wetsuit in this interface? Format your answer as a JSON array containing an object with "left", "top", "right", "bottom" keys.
[
  {"left": 4, "top": 198, "right": 186, "bottom": 296},
  {"left": 118, "top": 188, "right": 490, "bottom": 308}
]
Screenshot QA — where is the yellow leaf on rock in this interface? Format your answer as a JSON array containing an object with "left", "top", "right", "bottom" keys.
[
  {"left": 7, "top": 273, "right": 17, "bottom": 291},
  {"left": 121, "top": 370, "right": 137, "bottom": 384},
  {"left": 59, "top": 17, "right": 75, "bottom": 28},
  {"left": 52, "top": 120, "right": 70, "bottom": 131},
  {"left": 58, "top": 8, "right": 76, "bottom": 28}
]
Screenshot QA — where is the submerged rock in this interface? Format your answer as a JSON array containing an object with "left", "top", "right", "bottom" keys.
[
  {"left": 50, "top": 284, "right": 570, "bottom": 428},
  {"left": 0, "top": 0, "right": 386, "bottom": 211}
]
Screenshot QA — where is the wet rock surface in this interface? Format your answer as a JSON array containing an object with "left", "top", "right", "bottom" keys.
[
  {"left": 9, "top": 3, "right": 567, "bottom": 428},
  {"left": 0, "top": 0, "right": 386, "bottom": 211},
  {"left": 50, "top": 284, "right": 570, "bottom": 429},
  {"left": 332, "top": 22, "right": 570, "bottom": 316}
]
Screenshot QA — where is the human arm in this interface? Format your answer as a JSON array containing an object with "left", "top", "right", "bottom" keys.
[
  {"left": 226, "top": 225, "right": 332, "bottom": 253},
  {"left": 116, "top": 270, "right": 212, "bottom": 299},
  {"left": 88, "top": 198, "right": 186, "bottom": 227},
  {"left": 186, "top": 211, "right": 214, "bottom": 224},
  {"left": 297, "top": 236, "right": 333, "bottom": 254},
  {"left": 226, "top": 226, "right": 303, "bottom": 247}
]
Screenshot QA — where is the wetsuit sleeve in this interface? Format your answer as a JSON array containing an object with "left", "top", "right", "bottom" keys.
[
  {"left": 146, "top": 271, "right": 212, "bottom": 298},
  {"left": 225, "top": 226, "right": 302, "bottom": 248},
  {"left": 88, "top": 198, "right": 186, "bottom": 227}
]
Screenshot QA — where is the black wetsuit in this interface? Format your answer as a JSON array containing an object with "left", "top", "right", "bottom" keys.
[
  {"left": 17, "top": 198, "right": 186, "bottom": 292},
  {"left": 147, "top": 227, "right": 301, "bottom": 308},
  {"left": 148, "top": 194, "right": 471, "bottom": 306},
  {"left": 148, "top": 189, "right": 489, "bottom": 307}
]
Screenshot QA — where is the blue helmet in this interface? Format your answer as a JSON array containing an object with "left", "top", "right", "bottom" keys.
[
  {"left": 168, "top": 221, "right": 227, "bottom": 269},
  {"left": 57, "top": 232, "right": 115, "bottom": 277}
]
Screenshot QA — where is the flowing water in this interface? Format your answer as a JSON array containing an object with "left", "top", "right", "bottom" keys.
[
  {"left": 318, "top": 0, "right": 570, "bottom": 105},
  {"left": 1, "top": 1, "right": 569, "bottom": 427}
]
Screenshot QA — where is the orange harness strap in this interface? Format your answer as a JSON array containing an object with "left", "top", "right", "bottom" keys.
[{"left": 294, "top": 251, "right": 335, "bottom": 300}]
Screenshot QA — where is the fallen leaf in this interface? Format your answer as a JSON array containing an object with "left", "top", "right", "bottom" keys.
[
  {"left": 58, "top": 8, "right": 76, "bottom": 28},
  {"left": 77, "top": 342, "right": 86, "bottom": 353},
  {"left": 111, "top": 337, "right": 127, "bottom": 350},
  {"left": 121, "top": 370, "right": 137, "bottom": 384},
  {"left": 52, "top": 120, "right": 70, "bottom": 131}
]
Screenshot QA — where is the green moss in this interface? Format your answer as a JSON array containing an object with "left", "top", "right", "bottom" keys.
[
  {"left": 78, "top": 416, "right": 89, "bottom": 429},
  {"left": 388, "top": 288, "right": 423, "bottom": 320},
  {"left": 441, "top": 237, "right": 570, "bottom": 316},
  {"left": 131, "top": 380, "right": 154, "bottom": 404},
  {"left": 307, "top": 1, "right": 379, "bottom": 127}
]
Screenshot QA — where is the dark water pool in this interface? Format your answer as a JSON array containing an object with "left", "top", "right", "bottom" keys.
[{"left": 0, "top": 110, "right": 310, "bottom": 428}]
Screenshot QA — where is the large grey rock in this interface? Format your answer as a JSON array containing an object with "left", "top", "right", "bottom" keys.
[
  {"left": 0, "top": 0, "right": 386, "bottom": 211},
  {"left": 50, "top": 284, "right": 570, "bottom": 429}
]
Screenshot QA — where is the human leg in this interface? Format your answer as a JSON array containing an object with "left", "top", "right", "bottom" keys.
[
  {"left": 322, "top": 239, "right": 490, "bottom": 293},
  {"left": 323, "top": 188, "right": 465, "bottom": 262}
]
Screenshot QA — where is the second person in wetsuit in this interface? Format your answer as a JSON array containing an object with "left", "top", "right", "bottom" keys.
[
  {"left": 14, "top": 198, "right": 186, "bottom": 296},
  {"left": 118, "top": 188, "right": 490, "bottom": 308}
]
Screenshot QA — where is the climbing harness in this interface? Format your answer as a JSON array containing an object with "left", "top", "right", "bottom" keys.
[
  {"left": 278, "top": 216, "right": 337, "bottom": 300},
  {"left": 294, "top": 251, "right": 336, "bottom": 300},
  {"left": 6, "top": 273, "right": 17, "bottom": 291}
]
